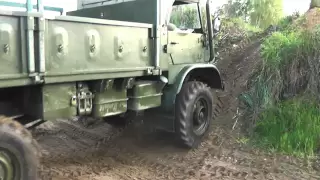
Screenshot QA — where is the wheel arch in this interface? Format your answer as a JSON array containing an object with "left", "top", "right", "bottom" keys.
[
  {"left": 160, "top": 64, "right": 224, "bottom": 112},
  {"left": 174, "top": 64, "right": 224, "bottom": 94}
]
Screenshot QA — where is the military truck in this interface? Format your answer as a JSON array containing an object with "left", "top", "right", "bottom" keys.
[{"left": 0, "top": 0, "right": 223, "bottom": 179}]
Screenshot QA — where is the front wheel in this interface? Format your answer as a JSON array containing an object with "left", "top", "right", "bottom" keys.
[
  {"left": 175, "top": 81, "right": 215, "bottom": 149},
  {"left": 0, "top": 116, "right": 39, "bottom": 180}
]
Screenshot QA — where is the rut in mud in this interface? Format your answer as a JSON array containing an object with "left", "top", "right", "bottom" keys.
[{"left": 35, "top": 37, "right": 320, "bottom": 180}]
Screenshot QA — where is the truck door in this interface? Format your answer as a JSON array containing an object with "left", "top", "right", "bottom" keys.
[{"left": 166, "top": 3, "right": 205, "bottom": 65}]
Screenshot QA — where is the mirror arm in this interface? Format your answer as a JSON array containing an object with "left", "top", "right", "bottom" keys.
[{"left": 206, "top": 0, "right": 214, "bottom": 63}]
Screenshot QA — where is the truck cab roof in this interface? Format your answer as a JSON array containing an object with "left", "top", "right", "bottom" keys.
[
  {"left": 174, "top": 0, "right": 201, "bottom": 5},
  {"left": 70, "top": 0, "right": 207, "bottom": 26}
]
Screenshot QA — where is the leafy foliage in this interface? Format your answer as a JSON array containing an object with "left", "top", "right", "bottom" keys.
[
  {"left": 222, "top": 0, "right": 252, "bottom": 20},
  {"left": 221, "top": 0, "right": 284, "bottom": 29},
  {"left": 249, "top": 0, "right": 284, "bottom": 29},
  {"left": 276, "top": 13, "right": 300, "bottom": 31}
]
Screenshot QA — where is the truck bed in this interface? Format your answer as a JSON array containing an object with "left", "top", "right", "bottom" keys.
[{"left": 0, "top": 11, "right": 155, "bottom": 88}]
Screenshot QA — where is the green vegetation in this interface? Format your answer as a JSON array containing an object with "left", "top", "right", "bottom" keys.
[
  {"left": 222, "top": 0, "right": 284, "bottom": 29},
  {"left": 250, "top": 0, "right": 284, "bottom": 29},
  {"left": 240, "top": 16, "right": 320, "bottom": 157},
  {"left": 169, "top": 0, "right": 284, "bottom": 30},
  {"left": 254, "top": 98, "right": 320, "bottom": 157},
  {"left": 221, "top": 18, "right": 262, "bottom": 34},
  {"left": 276, "top": 12, "right": 300, "bottom": 31}
]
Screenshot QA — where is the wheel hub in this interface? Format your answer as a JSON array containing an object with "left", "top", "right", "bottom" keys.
[
  {"left": 194, "top": 107, "right": 205, "bottom": 125},
  {"left": 192, "top": 97, "right": 209, "bottom": 134},
  {"left": 0, "top": 152, "right": 14, "bottom": 180}
]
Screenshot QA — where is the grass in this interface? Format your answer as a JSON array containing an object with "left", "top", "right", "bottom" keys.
[
  {"left": 276, "top": 12, "right": 301, "bottom": 32},
  {"left": 253, "top": 97, "right": 320, "bottom": 158},
  {"left": 221, "top": 18, "right": 262, "bottom": 34},
  {"left": 240, "top": 16, "right": 320, "bottom": 157}
]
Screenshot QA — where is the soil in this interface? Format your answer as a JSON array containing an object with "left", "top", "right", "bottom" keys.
[{"left": 34, "top": 37, "right": 320, "bottom": 180}]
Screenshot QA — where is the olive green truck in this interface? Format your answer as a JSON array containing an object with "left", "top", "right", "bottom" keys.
[{"left": 0, "top": 0, "right": 223, "bottom": 179}]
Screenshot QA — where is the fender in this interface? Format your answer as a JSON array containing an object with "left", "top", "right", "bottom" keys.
[
  {"left": 162, "top": 63, "right": 224, "bottom": 112},
  {"left": 144, "top": 63, "right": 224, "bottom": 132}
]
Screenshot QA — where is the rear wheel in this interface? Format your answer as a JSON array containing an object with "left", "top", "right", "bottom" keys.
[
  {"left": 0, "top": 116, "right": 39, "bottom": 180},
  {"left": 175, "top": 81, "right": 215, "bottom": 148}
]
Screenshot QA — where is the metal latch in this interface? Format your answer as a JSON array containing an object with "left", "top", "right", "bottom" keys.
[
  {"left": 145, "top": 68, "right": 162, "bottom": 75},
  {"left": 71, "top": 89, "right": 94, "bottom": 116}
]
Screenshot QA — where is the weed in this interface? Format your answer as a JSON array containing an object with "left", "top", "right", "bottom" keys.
[
  {"left": 277, "top": 15, "right": 296, "bottom": 31},
  {"left": 236, "top": 137, "right": 249, "bottom": 145}
]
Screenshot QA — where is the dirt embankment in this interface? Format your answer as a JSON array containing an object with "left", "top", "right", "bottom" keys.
[{"left": 294, "top": 8, "right": 320, "bottom": 30}]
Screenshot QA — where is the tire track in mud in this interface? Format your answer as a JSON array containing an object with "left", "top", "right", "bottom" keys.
[
  {"left": 36, "top": 91, "right": 271, "bottom": 179},
  {"left": 36, "top": 99, "right": 272, "bottom": 180},
  {"left": 36, "top": 119, "right": 126, "bottom": 179},
  {"left": 36, "top": 109, "right": 311, "bottom": 179},
  {"left": 36, "top": 99, "right": 228, "bottom": 179},
  {"left": 35, "top": 118, "right": 128, "bottom": 152},
  {"left": 101, "top": 98, "right": 226, "bottom": 176}
]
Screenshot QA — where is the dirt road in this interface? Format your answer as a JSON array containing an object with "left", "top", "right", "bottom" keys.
[{"left": 35, "top": 40, "right": 320, "bottom": 180}]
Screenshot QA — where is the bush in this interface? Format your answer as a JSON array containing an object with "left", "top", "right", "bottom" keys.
[
  {"left": 261, "top": 31, "right": 303, "bottom": 71},
  {"left": 276, "top": 13, "right": 300, "bottom": 32}
]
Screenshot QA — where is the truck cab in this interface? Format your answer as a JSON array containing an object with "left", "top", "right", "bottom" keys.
[{"left": 67, "top": 0, "right": 223, "bottom": 147}]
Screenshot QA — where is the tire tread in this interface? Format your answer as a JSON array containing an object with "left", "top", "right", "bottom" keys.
[
  {"left": 175, "top": 81, "right": 215, "bottom": 148},
  {"left": 0, "top": 115, "right": 39, "bottom": 180}
]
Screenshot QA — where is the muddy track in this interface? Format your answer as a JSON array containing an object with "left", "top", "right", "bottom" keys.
[
  {"left": 37, "top": 116, "right": 317, "bottom": 180},
  {"left": 35, "top": 38, "right": 320, "bottom": 180}
]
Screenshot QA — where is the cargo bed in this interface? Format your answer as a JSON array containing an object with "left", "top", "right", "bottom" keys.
[{"left": 0, "top": 11, "right": 155, "bottom": 88}]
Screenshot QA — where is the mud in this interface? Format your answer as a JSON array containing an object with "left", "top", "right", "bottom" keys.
[{"left": 35, "top": 39, "right": 320, "bottom": 180}]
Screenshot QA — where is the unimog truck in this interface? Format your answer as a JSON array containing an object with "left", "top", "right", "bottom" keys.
[{"left": 0, "top": 0, "right": 223, "bottom": 179}]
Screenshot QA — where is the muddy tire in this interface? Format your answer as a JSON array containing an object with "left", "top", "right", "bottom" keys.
[
  {"left": 175, "top": 81, "right": 214, "bottom": 149},
  {"left": 0, "top": 116, "right": 39, "bottom": 180}
]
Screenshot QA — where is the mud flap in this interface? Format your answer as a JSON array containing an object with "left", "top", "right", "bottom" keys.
[{"left": 143, "top": 107, "right": 175, "bottom": 132}]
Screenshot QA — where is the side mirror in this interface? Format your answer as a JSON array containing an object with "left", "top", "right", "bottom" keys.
[
  {"left": 206, "top": 0, "right": 214, "bottom": 62},
  {"left": 212, "top": 16, "right": 221, "bottom": 34}
]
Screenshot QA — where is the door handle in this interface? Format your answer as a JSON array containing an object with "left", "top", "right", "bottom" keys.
[{"left": 170, "top": 42, "right": 179, "bottom": 45}]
